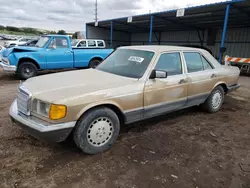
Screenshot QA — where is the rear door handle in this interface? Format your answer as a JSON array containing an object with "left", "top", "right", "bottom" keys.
[
  {"left": 179, "top": 79, "right": 188, "bottom": 84},
  {"left": 211, "top": 74, "right": 217, "bottom": 78}
]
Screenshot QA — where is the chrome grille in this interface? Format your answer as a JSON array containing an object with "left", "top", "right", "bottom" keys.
[{"left": 17, "top": 86, "right": 31, "bottom": 115}]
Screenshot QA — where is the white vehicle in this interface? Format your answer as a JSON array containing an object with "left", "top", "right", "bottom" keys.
[
  {"left": 0, "top": 45, "right": 5, "bottom": 62},
  {"left": 71, "top": 39, "right": 106, "bottom": 48},
  {"left": 4, "top": 37, "right": 32, "bottom": 48}
]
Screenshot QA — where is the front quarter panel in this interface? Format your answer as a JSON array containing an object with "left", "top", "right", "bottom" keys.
[
  {"left": 11, "top": 50, "right": 47, "bottom": 69},
  {"left": 60, "top": 81, "right": 145, "bottom": 124}
]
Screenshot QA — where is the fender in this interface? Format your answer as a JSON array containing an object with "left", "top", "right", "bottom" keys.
[
  {"left": 14, "top": 52, "right": 46, "bottom": 69},
  {"left": 76, "top": 100, "right": 124, "bottom": 120}
]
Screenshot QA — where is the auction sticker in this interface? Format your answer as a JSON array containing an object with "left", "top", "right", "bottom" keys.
[{"left": 128, "top": 56, "right": 144, "bottom": 63}]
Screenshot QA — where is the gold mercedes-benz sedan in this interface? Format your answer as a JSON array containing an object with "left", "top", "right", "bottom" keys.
[{"left": 9, "top": 46, "right": 240, "bottom": 154}]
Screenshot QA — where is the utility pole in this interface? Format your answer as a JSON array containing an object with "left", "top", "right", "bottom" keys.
[{"left": 94, "top": 0, "right": 98, "bottom": 22}]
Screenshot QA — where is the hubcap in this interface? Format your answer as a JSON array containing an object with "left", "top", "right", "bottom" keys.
[
  {"left": 87, "top": 117, "right": 114, "bottom": 147},
  {"left": 23, "top": 66, "right": 33, "bottom": 77},
  {"left": 212, "top": 91, "right": 222, "bottom": 109}
]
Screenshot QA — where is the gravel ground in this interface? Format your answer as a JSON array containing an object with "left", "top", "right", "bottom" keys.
[{"left": 0, "top": 70, "right": 250, "bottom": 188}]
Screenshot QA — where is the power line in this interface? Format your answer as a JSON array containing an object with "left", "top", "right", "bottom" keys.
[{"left": 94, "top": 0, "right": 98, "bottom": 22}]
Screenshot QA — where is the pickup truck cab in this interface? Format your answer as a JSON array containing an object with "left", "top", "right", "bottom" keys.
[
  {"left": 9, "top": 45, "right": 240, "bottom": 154},
  {"left": 0, "top": 35, "right": 113, "bottom": 79}
]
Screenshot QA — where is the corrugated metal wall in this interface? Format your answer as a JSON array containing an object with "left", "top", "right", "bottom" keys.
[
  {"left": 87, "top": 25, "right": 250, "bottom": 58},
  {"left": 131, "top": 27, "right": 250, "bottom": 59},
  {"left": 87, "top": 26, "right": 130, "bottom": 48}
]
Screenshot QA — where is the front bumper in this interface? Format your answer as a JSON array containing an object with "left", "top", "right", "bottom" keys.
[
  {"left": 9, "top": 100, "right": 76, "bottom": 143},
  {"left": 0, "top": 62, "right": 16, "bottom": 72}
]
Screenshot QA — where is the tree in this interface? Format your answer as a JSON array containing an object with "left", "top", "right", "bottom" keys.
[
  {"left": 0, "top": 25, "right": 5, "bottom": 30},
  {"left": 72, "top": 32, "right": 77, "bottom": 39},
  {"left": 49, "top": 31, "right": 57, "bottom": 34},
  {"left": 57, "top": 30, "right": 66, "bottom": 35},
  {"left": 6, "top": 26, "right": 20, "bottom": 32}
]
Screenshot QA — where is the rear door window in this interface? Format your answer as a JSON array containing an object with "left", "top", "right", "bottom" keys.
[
  {"left": 201, "top": 55, "right": 213, "bottom": 70},
  {"left": 184, "top": 52, "right": 204, "bottom": 73}
]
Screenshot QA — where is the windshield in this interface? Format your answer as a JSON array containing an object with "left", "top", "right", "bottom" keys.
[
  {"left": 96, "top": 49, "right": 155, "bottom": 78},
  {"left": 71, "top": 39, "right": 80, "bottom": 46},
  {"left": 35, "top": 36, "right": 50, "bottom": 48}
]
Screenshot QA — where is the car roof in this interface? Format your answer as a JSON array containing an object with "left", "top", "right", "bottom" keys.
[{"left": 118, "top": 45, "right": 207, "bottom": 53}]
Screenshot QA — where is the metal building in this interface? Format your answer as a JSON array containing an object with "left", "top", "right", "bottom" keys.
[{"left": 86, "top": 0, "right": 250, "bottom": 63}]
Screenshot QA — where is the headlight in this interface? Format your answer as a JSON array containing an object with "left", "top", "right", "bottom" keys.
[
  {"left": 33, "top": 99, "right": 67, "bottom": 120},
  {"left": 33, "top": 99, "right": 50, "bottom": 117}
]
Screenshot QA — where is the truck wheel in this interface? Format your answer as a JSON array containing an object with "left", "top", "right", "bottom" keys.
[
  {"left": 89, "top": 59, "right": 101, "bottom": 69},
  {"left": 18, "top": 62, "right": 38, "bottom": 80},
  {"left": 73, "top": 107, "right": 120, "bottom": 154},
  {"left": 201, "top": 85, "right": 224, "bottom": 113}
]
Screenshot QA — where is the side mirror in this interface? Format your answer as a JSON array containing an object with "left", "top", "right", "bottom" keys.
[{"left": 150, "top": 70, "right": 168, "bottom": 79}]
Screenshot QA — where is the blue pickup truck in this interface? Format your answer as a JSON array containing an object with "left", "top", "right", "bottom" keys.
[{"left": 0, "top": 35, "right": 113, "bottom": 79}]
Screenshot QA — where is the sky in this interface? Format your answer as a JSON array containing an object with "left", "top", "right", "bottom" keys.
[{"left": 0, "top": 0, "right": 228, "bottom": 32}]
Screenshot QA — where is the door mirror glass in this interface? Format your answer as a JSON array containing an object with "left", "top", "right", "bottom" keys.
[{"left": 150, "top": 70, "right": 168, "bottom": 79}]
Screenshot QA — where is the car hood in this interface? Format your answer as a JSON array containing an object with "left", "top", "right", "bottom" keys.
[
  {"left": 3, "top": 46, "right": 41, "bottom": 57},
  {"left": 22, "top": 69, "right": 137, "bottom": 103}
]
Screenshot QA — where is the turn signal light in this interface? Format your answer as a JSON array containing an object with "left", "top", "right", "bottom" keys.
[{"left": 49, "top": 104, "right": 67, "bottom": 120}]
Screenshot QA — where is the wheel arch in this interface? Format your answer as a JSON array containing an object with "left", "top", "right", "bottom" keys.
[
  {"left": 89, "top": 56, "right": 103, "bottom": 63},
  {"left": 18, "top": 57, "right": 40, "bottom": 69},
  {"left": 213, "top": 82, "right": 228, "bottom": 93},
  {"left": 76, "top": 102, "right": 125, "bottom": 125}
]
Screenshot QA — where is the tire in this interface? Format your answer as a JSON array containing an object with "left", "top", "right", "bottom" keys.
[
  {"left": 73, "top": 107, "right": 120, "bottom": 154},
  {"left": 201, "top": 85, "right": 224, "bottom": 113},
  {"left": 89, "top": 59, "right": 101, "bottom": 69},
  {"left": 18, "top": 62, "right": 38, "bottom": 80}
]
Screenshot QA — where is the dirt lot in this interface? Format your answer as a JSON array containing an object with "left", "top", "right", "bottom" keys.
[{"left": 0, "top": 70, "right": 250, "bottom": 188}]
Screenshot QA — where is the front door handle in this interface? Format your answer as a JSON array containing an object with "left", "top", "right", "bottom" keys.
[
  {"left": 211, "top": 74, "right": 217, "bottom": 78},
  {"left": 179, "top": 79, "right": 187, "bottom": 84}
]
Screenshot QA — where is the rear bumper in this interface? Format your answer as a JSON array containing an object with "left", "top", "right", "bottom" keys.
[
  {"left": 9, "top": 100, "right": 76, "bottom": 143},
  {"left": 0, "top": 62, "right": 16, "bottom": 72},
  {"left": 227, "top": 84, "right": 240, "bottom": 92}
]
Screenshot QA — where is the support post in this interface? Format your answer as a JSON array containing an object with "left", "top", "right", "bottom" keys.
[
  {"left": 85, "top": 24, "right": 88, "bottom": 39},
  {"left": 149, "top": 16, "right": 154, "bottom": 44},
  {"left": 158, "top": 32, "right": 162, "bottom": 45},
  {"left": 219, "top": 4, "right": 230, "bottom": 64},
  {"left": 110, "top": 21, "right": 113, "bottom": 48}
]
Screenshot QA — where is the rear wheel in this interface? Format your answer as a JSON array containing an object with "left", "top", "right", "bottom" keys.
[
  {"left": 73, "top": 107, "right": 120, "bottom": 154},
  {"left": 18, "top": 62, "right": 38, "bottom": 79},
  {"left": 89, "top": 59, "right": 101, "bottom": 69},
  {"left": 201, "top": 85, "right": 224, "bottom": 113}
]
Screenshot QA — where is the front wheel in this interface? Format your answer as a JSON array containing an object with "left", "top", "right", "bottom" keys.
[
  {"left": 18, "top": 62, "right": 38, "bottom": 80},
  {"left": 73, "top": 107, "right": 120, "bottom": 154},
  {"left": 201, "top": 85, "right": 224, "bottom": 113}
]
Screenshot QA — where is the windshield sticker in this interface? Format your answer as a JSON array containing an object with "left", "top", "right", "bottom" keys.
[{"left": 128, "top": 56, "right": 144, "bottom": 63}]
